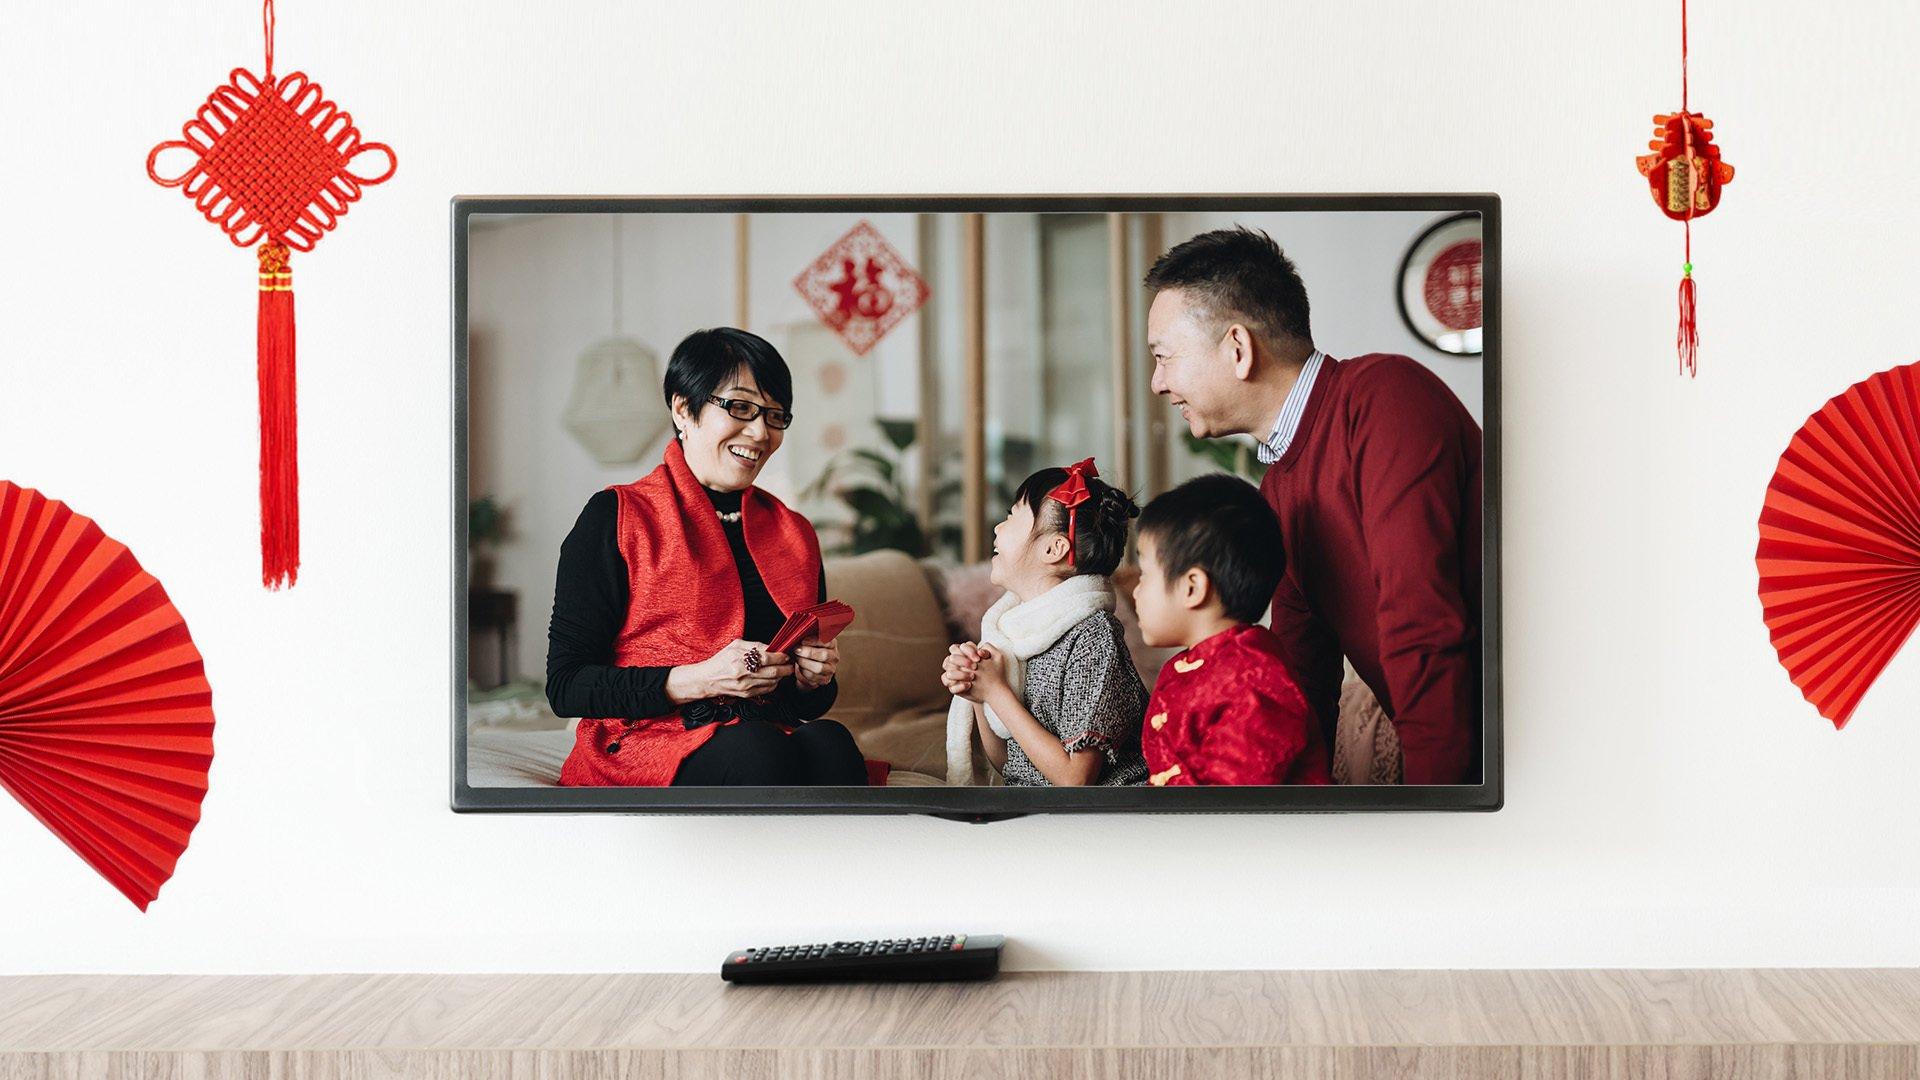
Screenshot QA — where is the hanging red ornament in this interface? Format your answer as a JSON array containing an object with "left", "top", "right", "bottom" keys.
[
  {"left": 1635, "top": 0, "right": 1734, "bottom": 378},
  {"left": 792, "top": 221, "right": 930, "bottom": 357},
  {"left": 146, "top": 0, "right": 396, "bottom": 589}
]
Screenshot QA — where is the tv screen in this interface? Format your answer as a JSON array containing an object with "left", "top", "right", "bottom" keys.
[{"left": 452, "top": 195, "right": 1499, "bottom": 819}]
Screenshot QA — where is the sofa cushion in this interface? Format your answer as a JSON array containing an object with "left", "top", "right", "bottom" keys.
[
  {"left": 463, "top": 722, "right": 943, "bottom": 788},
  {"left": 823, "top": 550, "right": 961, "bottom": 776}
]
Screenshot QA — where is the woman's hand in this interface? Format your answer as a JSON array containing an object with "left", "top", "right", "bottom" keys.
[
  {"left": 666, "top": 639, "right": 793, "bottom": 703},
  {"left": 942, "top": 643, "right": 985, "bottom": 702},
  {"left": 791, "top": 637, "right": 840, "bottom": 691}
]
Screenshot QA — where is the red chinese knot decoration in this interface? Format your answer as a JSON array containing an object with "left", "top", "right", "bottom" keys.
[
  {"left": 793, "top": 221, "right": 929, "bottom": 357},
  {"left": 146, "top": 0, "right": 396, "bottom": 589},
  {"left": 1635, "top": 0, "right": 1733, "bottom": 378}
]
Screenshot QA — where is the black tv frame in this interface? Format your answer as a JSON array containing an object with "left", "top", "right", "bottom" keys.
[{"left": 450, "top": 194, "right": 1502, "bottom": 821}]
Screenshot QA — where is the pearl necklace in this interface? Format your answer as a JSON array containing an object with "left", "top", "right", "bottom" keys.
[{"left": 716, "top": 509, "right": 742, "bottom": 524}]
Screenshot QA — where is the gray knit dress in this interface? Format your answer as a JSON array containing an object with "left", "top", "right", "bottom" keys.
[{"left": 1000, "top": 611, "right": 1149, "bottom": 786}]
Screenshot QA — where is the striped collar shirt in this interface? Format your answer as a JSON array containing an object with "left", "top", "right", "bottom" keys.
[{"left": 1255, "top": 350, "right": 1326, "bottom": 465}]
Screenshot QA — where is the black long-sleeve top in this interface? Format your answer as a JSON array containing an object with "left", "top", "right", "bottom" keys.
[{"left": 544, "top": 486, "right": 838, "bottom": 723}]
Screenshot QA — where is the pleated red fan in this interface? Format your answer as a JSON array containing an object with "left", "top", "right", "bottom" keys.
[
  {"left": 1756, "top": 361, "right": 1920, "bottom": 729},
  {"left": 0, "top": 482, "right": 215, "bottom": 910}
]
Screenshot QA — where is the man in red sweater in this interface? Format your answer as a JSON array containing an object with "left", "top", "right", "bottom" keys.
[{"left": 1144, "top": 226, "right": 1482, "bottom": 785}]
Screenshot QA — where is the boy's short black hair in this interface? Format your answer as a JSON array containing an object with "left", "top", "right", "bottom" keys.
[
  {"left": 1137, "top": 473, "right": 1285, "bottom": 623},
  {"left": 1142, "top": 226, "right": 1313, "bottom": 347},
  {"left": 663, "top": 327, "right": 795, "bottom": 420},
  {"left": 1011, "top": 467, "right": 1139, "bottom": 579}
]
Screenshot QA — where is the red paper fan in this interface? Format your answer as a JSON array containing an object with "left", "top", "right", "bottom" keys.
[
  {"left": 1757, "top": 361, "right": 1920, "bottom": 729},
  {"left": 0, "top": 482, "right": 215, "bottom": 910}
]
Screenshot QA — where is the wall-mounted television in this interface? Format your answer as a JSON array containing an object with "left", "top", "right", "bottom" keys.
[{"left": 452, "top": 195, "right": 1499, "bottom": 820}]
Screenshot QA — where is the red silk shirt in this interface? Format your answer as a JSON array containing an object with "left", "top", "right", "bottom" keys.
[
  {"left": 1141, "top": 624, "right": 1332, "bottom": 787},
  {"left": 557, "top": 439, "right": 823, "bottom": 787}
]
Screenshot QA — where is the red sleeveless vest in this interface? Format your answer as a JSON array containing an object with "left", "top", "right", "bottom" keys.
[{"left": 557, "top": 440, "right": 823, "bottom": 787}]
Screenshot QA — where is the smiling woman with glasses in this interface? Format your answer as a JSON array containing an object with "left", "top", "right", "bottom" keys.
[{"left": 543, "top": 327, "right": 876, "bottom": 789}]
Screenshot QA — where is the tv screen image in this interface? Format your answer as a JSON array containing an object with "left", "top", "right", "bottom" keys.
[{"left": 452, "top": 196, "right": 1499, "bottom": 819}]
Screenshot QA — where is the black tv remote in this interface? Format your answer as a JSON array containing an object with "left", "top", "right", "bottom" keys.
[{"left": 722, "top": 934, "right": 1003, "bottom": 984}]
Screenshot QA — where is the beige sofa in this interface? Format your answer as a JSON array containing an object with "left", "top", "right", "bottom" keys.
[
  {"left": 463, "top": 549, "right": 996, "bottom": 788},
  {"left": 463, "top": 548, "right": 1389, "bottom": 788},
  {"left": 815, "top": 550, "right": 974, "bottom": 784}
]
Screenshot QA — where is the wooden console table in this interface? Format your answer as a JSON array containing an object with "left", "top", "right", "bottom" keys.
[{"left": 4, "top": 969, "right": 1918, "bottom": 1078}]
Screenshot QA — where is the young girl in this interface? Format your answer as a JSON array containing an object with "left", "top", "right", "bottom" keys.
[{"left": 941, "top": 459, "right": 1149, "bottom": 786}]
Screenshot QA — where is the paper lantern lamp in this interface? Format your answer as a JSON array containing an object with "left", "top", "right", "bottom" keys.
[
  {"left": 1757, "top": 361, "right": 1920, "bottom": 729},
  {"left": 562, "top": 216, "right": 668, "bottom": 466},
  {"left": 0, "top": 482, "right": 216, "bottom": 910},
  {"left": 564, "top": 337, "right": 670, "bottom": 466}
]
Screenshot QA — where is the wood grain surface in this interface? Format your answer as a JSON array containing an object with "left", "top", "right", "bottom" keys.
[{"left": 3, "top": 969, "right": 1917, "bottom": 1078}]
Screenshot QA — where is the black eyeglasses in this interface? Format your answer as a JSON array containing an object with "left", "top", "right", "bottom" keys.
[{"left": 706, "top": 396, "right": 794, "bottom": 430}]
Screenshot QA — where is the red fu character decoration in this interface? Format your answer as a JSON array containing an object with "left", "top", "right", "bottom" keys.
[
  {"left": 1047, "top": 459, "right": 1100, "bottom": 567},
  {"left": 147, "top": 0, "right": 397, "bottom": 589},
  {"left": 1636, "top": 0, "right": 1734, "bottom": 378}
]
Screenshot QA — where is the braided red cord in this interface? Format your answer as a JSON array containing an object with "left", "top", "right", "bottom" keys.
[
  {"left": 147, "top": 68, "right": 395, "bottom": 252},
  {"left": 1677, "top": 0, "right": 1699, "bottom": 377}
]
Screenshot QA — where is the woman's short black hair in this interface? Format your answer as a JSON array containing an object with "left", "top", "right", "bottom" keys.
[
  {"left": 663, "top": 327, "right": 795, "bottom": 422},
  {"left": 1137, "top": 473, "right": 1284, "bottom": 623},
  {"left": 1011, "top": 466, "right": 1139, "bottom": 578}
]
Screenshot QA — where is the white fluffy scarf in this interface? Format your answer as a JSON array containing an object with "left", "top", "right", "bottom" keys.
[{"left": 944, "top": 574, "right": 1115, "bottom": 785}]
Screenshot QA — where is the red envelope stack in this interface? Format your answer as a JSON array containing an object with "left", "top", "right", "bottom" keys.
[{"left": 767, "top": 600, "right": 856, "bottom": 655}]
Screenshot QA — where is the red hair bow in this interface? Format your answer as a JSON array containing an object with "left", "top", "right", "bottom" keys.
[{"left": 1047, "top": 458, "right": 1099, "bottom": 566}]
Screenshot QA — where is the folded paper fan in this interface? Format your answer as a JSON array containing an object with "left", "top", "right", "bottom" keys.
[
  {"left": 1756, "top": 361, "right": 1920, "bottom": 729},
  {"left": 0, "top": 482, "right": 215, "bottom": 910}
]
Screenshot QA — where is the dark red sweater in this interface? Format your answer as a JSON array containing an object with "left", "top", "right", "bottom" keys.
[{"left": 1259, "top": 354, "right": 1482, "bottom": 785}]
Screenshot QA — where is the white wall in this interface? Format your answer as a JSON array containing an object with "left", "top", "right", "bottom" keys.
[{"left": 3, "top": 0, "right": 1919, "bottom": 973}]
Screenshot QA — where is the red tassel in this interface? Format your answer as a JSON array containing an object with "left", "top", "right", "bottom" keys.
[
  {"left": 1676, "top": 265, "right": 1698, "bottom": 378},
  {"left": 257, "top": 242, "right": 299, "bottom": 589}
]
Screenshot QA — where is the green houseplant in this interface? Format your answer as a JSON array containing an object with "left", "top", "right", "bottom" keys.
[
  {"left": 468, "top": 495, "right": 510, "bottom": 590},
  {"left": 802, "top": 418, "right": 931, "bottom": 556}
]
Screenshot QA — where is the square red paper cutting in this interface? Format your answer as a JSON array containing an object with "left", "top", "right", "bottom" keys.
[{"left": 792, "top": 221, "right": 929, "bottom": 356}]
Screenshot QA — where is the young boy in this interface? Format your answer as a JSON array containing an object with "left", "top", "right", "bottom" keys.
[{"left": 1131, "top": 474, "right": 1331, "bottom": 786}]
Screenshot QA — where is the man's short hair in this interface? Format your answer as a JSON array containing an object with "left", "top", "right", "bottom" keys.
[
  {"left": 1137, "top": 473, "right": 1285, "bottom": 623},
  {"left": 1143, "top": 226, "right": 1313, "bottom": 347}
]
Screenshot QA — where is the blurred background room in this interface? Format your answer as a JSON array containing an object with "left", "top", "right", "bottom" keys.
[{"left": 463, "top": 208, "right": 1483, "bottom": 786}]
